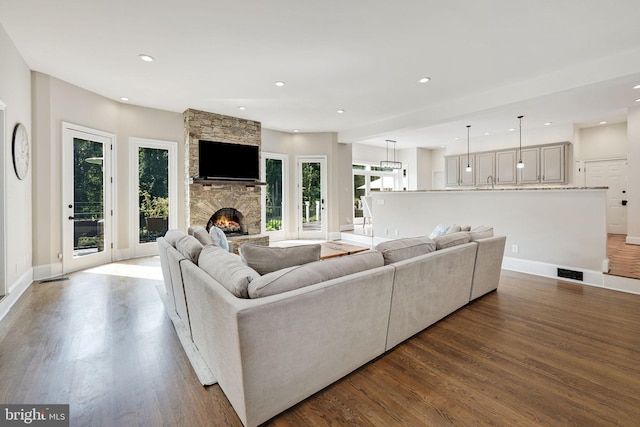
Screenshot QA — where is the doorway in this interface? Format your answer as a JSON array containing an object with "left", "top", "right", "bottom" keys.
[
  {"left": 262, "top": 153, "right": 288, "bottom": 241},
  {"left": 0, "top": 101, "right": 5, "bottom": 296},
  {"left": 62, "top": 123, "right": 114, "bottom": 273},
  {"left": 130, "top": 138, "right": 178, "bottom": 257},
  {"left": 297, "top": 156, "right": 327, "bottom": 239},
  {"left": 585, "top": 159, "right": 628, "bottom": 234}
]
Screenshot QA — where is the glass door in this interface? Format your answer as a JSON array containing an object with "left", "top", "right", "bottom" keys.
[
  {"left": 298, "top": 156, "right": 327, "bottom": 239},
  {"left": 262, "top": 153, "right": 287, "bottom": 241},
  {"left": 62, "top": 124, "right": 113, "bottom": 273}
]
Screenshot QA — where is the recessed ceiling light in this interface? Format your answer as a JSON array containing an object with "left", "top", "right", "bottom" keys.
[
  {"left": 509, "top": 128, "right": 516, "bottom": 132},
  {"left": 634, "top": 84, "right": 640, "bottom": 89},
  {"left": 454, "top": 137, "right": 460, "bottom": 141},
  {"left": 337, "top": 109, "right": 345, "bottom": 114},
  {"left": 440, "top": 145, "right": 446, "bottom": 148},
  {"left": 238, "top": 106, "right": 246, "bottom": 110},
  {"left": 544, "top": 122, "right": 552, "bottom": 126},
  {"left": 419, "top": 77, "right": 431, "bottom": 84},
  {"left": 635, "top": 98, "right": 640, "bottom": 102},
  {"left": 119, "top": 97, "right": 129, "bottom": 102},
  {"left": 275, "top": 81, "right": 286, "bottom": 87},
  {"left": 139, "top": 54, "right": 155, "bottom": 62},
  {"left": 484, "top": 132, "right": 491, "bottom": 136},
  {"left": 293, "top": 129, "right": 300, "bottom": 133},
  {"left": 600, "top": 121, "right": 608, "bottom": 125}
]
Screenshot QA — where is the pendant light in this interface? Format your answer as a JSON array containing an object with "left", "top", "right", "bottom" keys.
[
  {"left": 380, "top": 139, "right": 402, "bottom": 169},
  {"left": 517, "top": 115, "right": 524, "bottom": 169},
  {"left": 465, "top": 125, "right": 472, "bottom": 172}
]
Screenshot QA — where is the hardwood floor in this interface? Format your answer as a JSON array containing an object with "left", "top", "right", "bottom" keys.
[
  {"left": 607, "top": 233, "right": 640, "bottom": 280},
  {"left": 1, "top": 260, "right": 639, "bottom": 426}
]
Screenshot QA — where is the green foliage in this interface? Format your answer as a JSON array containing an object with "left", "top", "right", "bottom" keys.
[
  {"left": 73, "top": 138, "right": 104, "bottom": 220},
  {"left": 266, "top": 219, "right": 282, "bottom": 231},
  {"left": 140, "top": 191, "right": 169, "bottom": 218}
]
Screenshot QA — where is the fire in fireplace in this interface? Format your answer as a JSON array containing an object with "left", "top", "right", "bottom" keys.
[{"left": 207, "top": 208, "right": 247, "bottom": 236}]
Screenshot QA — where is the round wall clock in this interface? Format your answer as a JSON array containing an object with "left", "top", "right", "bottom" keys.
[{"left": 12, "top": 122, "right": 29, "bottom": 180}]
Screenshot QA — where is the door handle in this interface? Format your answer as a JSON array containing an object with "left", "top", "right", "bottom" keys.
[
  {"left": 68, "top": 216, "right": 75, "bottom": 220},
  {"left": 622, "top": 200, "right": 628, "bottom": 206}
]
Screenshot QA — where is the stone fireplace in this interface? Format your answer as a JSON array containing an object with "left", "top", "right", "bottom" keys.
[
  {"left": 184, "top": 109, "right": 269, "bottom": 250},
  {"left": 208, "top": 208, "right": 246, "bottom": 236}
]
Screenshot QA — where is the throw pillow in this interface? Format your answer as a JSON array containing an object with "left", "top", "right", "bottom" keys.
[
  {"left": 375, "top": 237, "right": 436, "bottom": 264},
  {"left": 239, "top": 243, "right": 321, "bottom": 275},
  {"left": 198, "top": 245, "right": 260, "bottom": 298},
  {"left": 446, "top": 224, "right": 462, "bottom": 234},
  {"left": 190, "top": 226, "right": 214, "bottom": 246},
  {"left": 429, "top": 224, "right": 450, "bottom": 239},
  {"left": 164, "top": 229, "right": 186, "bottom": 247},
  {"left": 176, "top": 235, "right": 204, "bottom": 263},
  {"left": 248, "top": 250, "right": 384, "bottom": 298},
  {"left": 461, "top": 225, "right": 471, "bottom": 232},
  {"left": 433, "top": 231, "right": 471, "bottom": 250},
  {"left": 469, "top": 225, "right": 494, "bottom": 241},
  {"left": 208, "top": 226, "right": 230, "bottom": 252}
]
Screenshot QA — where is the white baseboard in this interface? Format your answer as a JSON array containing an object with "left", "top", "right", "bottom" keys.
[
  {"left": 0, "top": 268, "right": 33, "bottom": 322},
  {"left": 603, "top": 274, "right": 640, "bottom": 295},
  {"left": 340, "top": 224, "right": 354, "bottom": 232},
  {"left": 626, "top": 236, "right": 640, "bottom": 245},
  {"left": 33, "top": 262, "right": 63, "bottom": 281},
  {"left": 502, "top": 257, "right": 605, "bottom": 288}
]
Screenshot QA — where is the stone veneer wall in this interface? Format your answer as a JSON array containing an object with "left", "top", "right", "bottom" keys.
[{"left": 184, "top": 109, "right": 262, "bottom": 234}]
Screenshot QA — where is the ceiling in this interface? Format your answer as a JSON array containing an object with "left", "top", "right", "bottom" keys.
[{"left": 1, "top": 0, "right": 640, "bottom": 149}]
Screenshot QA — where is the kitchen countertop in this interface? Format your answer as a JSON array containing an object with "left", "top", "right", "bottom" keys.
[{"left": 375, "top": 187, "right": 608, "bottom": 193}]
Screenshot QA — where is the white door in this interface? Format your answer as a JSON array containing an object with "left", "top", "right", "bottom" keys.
[
  {"left": 585, "top": 159, "right": 628, "bottom": 234},
  {"left": 262, "top": 153, "right": 288, "bottom": 241},
  {"left": 0, "top": 101, "right": 5, "bottom": 296},
  {"left": 298, "top": 156, "right": 327, "bottom": 239},
  {"left": 130, "top": 138, "right": 178, "bottom": 257},
  {"left": 62, "top": 124, "right": 114, "bottom": 273}
]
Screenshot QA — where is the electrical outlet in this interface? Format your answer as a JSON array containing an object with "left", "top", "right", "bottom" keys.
[{"left": 512, "top": 244, "right": 519, "bottom": 253}]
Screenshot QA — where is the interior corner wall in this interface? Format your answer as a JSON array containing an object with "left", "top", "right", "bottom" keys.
[
  {"left": 0, "top": 23, "right": 32, "bottom": 293},
  {"left": 627, "top": 106, "right": 640, "bottom": 244},
  {"left": 337, "top": 143, "right": 353, "bottom": 231},
  {"left": 31, "top": 73, "right": 183, "bottom": 274}
]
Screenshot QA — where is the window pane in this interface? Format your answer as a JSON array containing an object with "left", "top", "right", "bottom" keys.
[
  {"left": 265, "top": 158, "right": 283, "bottom": 231},
  {"left": 139, "top": 147, "right": 169, "bottom": 243}
]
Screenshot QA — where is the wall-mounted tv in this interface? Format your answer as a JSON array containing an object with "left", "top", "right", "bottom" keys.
[{"left": 198, "top": 140, "right": 260, "bottom": 181}]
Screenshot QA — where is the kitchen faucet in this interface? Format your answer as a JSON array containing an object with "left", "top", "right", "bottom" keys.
[{"left": 487, "top": 175, "right": 494, "bottom": 189}]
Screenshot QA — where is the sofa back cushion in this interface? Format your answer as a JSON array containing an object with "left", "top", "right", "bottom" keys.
[
  {"left": 469, "top": 225, "right": 494, "bottom": 241},
  {"left": 239, "top": 243, "right": 321, "bottom": 275},
  {"left": 375, "top": 237, "right": 436, "bottom": 264},
  {"left": 248, "top": 250, "right": 384, "bottom": 298},
  {"left": 176, "top": 235, "right": 204, "bottom": 264},
  {"left": 198, "top": 245, "right": 260, "bottom": 298},
  {"left": 188, "top": 226, "right": 215, "bottom": 246},
  {"left": 164, "top": 229, "right": 186, "bottom": 247},
  {"left": 433, "top": 231, "right": 471, "bottom": 250}
]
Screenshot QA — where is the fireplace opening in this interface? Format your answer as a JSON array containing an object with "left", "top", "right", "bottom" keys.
[{"left": 207, "top": 208, "right": 247, "bottom": 236}]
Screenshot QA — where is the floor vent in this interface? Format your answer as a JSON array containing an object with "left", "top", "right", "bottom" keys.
[
  {"left": 39, "top": 277, "right": 70, "bottom": 284},
  {"left": 557, "top": 268, "right": 583, "bottom": 281}
]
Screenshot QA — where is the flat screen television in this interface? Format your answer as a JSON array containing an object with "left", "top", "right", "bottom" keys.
[{"left": 198, "top": 140, "right": 260, "bottom": 181}]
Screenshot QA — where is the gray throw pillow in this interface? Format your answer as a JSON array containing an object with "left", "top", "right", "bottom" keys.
[
  {"left": 248, "top": 250, "right": 384, "bottom": 298},
  {"left": 446, "top": 224, "right": 462, "bottom": 234},
  {"left": 239, "top": 243, "right": 321, "bottom": 275},
  {"left": 198, "top": 245, "right": 260, "bottom": 298},
  {"left": 433, "top": 231, "right": 471, "bottom": 250},
  {"left": 164, "top": 229, "right": 186, "bottom": 247},
  {"left": 375, "top": 237, "right": 436, "bottom": 264},
  {"left": 176, "top": 235, "right": 204, "bottom": 263},
  {"left": 469, "top": 225, "right": 494, "bottom": 241},
  {"left": 191, "top": 226, "right": 214, "bottom": 246}
]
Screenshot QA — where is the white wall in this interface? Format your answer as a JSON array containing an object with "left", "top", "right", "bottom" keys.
[
  {"left": 580, "top": 122, "right": 627, "bottom": 160},
  {"left": 31, "top": 73, "right": 183, "bottom": 275},
  {"left": 0, "top": 23, "right": 32, "bottom": 299},
  {"left": 370, "top": 189, "right": 608, "bottom": 285}
]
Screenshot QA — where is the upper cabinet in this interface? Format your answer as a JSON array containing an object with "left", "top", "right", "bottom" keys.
[{"left": 445, "top": 142, "right": 568, "bottom": 187}]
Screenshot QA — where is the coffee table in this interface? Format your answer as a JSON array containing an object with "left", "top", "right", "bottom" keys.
[{"left": 320, "top": 241, "right": 369, "bottom": 260}]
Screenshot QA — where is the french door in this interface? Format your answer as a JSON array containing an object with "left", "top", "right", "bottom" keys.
[
  {"left": 62, "top": 124, "right": 114, "bottom": 273},
  {"left": 297, "top": 156, "right": 327, "bottom": 239},
  {"left": 262, "top": 153, "right": 287, "bottom": 241},
  {"left": 130, "top": 138, "right": 178, "bottom": 257}
]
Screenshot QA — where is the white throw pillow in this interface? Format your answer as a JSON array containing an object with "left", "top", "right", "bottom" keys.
[
  {"left": 208, "top": 226, "right": 229, "bottom": 252},
  {"left": 429, "top": 224, "right": 450, "bottom": 239}
]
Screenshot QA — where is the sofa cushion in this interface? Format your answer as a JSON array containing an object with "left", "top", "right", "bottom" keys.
[
  {"left": 209, "top": 226, "right": 230, "bottom": 252},
  {"left": 176, "top": 235, "right": 204, "bottom": 263},
  {"left": 190, "top": 226, "right": 214, "bottom": 246},
  {"left": 461, "top": 225, "right": 471, "bottom": 232},
  {"left": 429, "top": 224, "right": 449, "bottom": 238},
  {"left": 469, "top": 225, "right": 494, "bottom": 241},
  {"left": 248, "top": 250, "right": 384, "bottom": 298},
  {"left": 445, "top": 224, "right": 462, "bottom": 234},
  {"left": 164, "top": 229, "right": 186, "bottom": 247},
  {"left": 239, "top": 243, "right": 321, "bottom": 275},
  {"left": 433, "top": 231, "right": 471, "bottom": 250},
  {"left": 375, "top": 237, "right": 436, "bottom": 264},
  {"left": 198, "top": 245, "right": 260, "bottom": 298}
]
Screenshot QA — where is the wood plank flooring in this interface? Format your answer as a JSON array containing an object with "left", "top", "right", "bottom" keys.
[
  {"left": 607, "top": 233, "right": 640, "bottom": 280},
  {"left": 1, "top": 259, "right": 639, "bottom": 426}
]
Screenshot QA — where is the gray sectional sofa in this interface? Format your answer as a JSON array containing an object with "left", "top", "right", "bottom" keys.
[{"left": 157, "top": 227, "right": 506, "bottom": 427}]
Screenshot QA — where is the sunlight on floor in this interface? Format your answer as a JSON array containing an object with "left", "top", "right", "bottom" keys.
[{"left": 84, "top": 257, "right": 163, "bottom": 281}]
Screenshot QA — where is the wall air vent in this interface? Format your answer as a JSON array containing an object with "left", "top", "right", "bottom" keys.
[{"left": 557, "top": 268, "right": 583, "bottom": 281}]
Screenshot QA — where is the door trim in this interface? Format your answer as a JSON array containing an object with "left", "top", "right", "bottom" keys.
[
  {"left": 61, "top": 122, "right": 115, "bottom": 273},
  {"left": 261, "top": 152, "right": 288, "bottom": 241},
  {"left": 0, "top": 100, "right": 6, "bottom": 295},
  {"left": 129, "top": 137, "right": 178, "bottom": 257}
]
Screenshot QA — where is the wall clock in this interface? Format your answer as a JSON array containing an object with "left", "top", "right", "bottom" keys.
[{"left": 12, "top": 122, "right": 29, "bottom": 180}]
